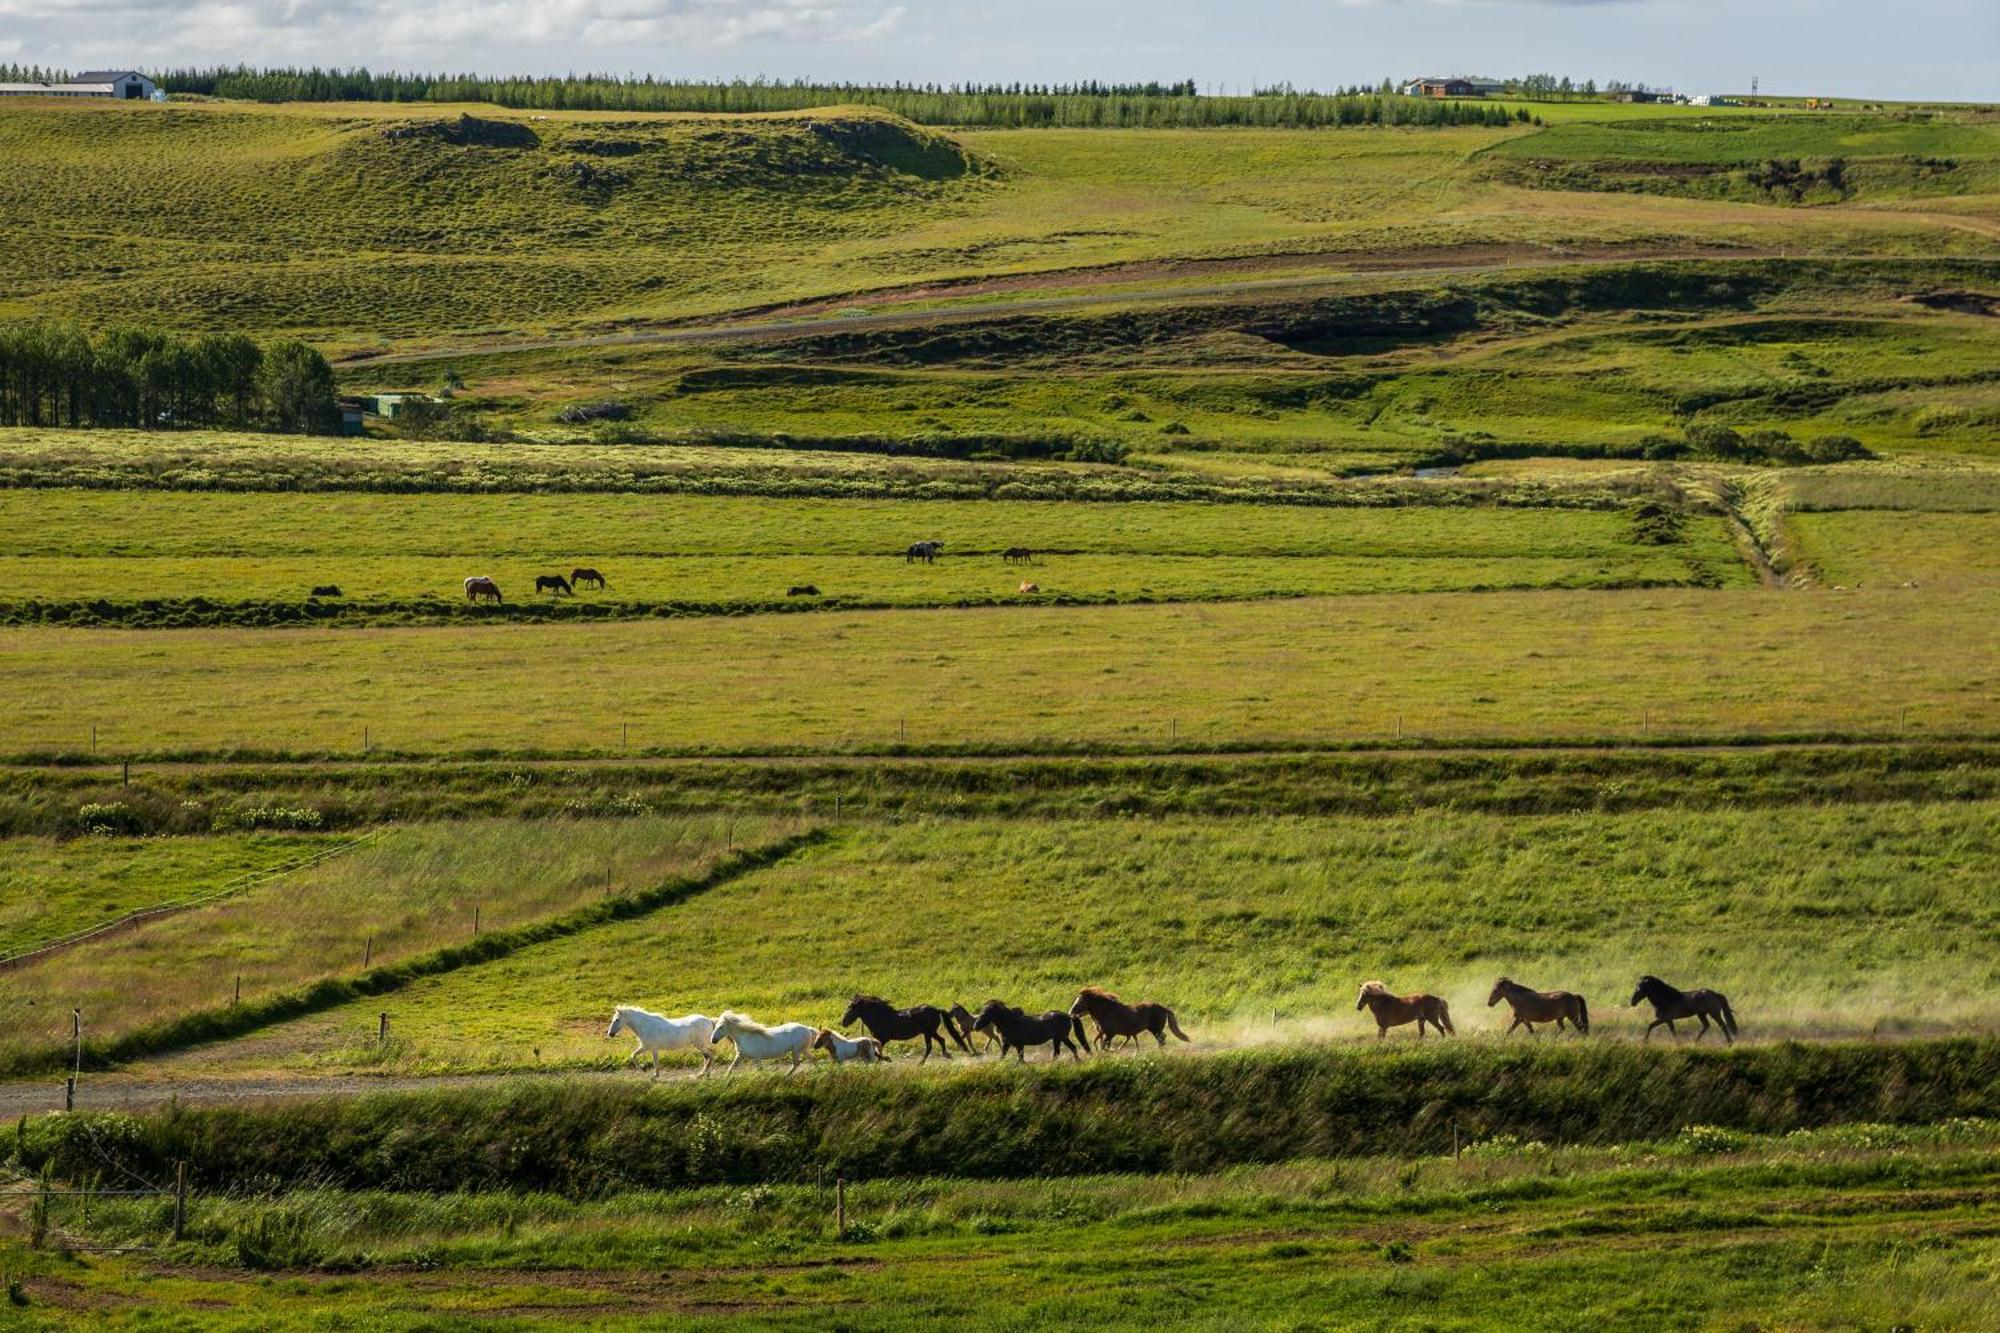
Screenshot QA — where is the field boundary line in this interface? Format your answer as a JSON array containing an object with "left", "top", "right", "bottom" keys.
[
  {"left": 0, "top": 827, "right": 831, "bottom": 1079},
  {"left": 0, "top": 831, "right": 387, "bottom": 974}
]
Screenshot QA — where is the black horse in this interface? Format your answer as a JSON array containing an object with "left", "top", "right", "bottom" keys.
[
  {"left": 1631, "top": 975, "right": 1738, "bottom": 1044},
  {"left": 787, "top": 585, "right": 821, "bottom": 597},
  {"left": 841, "top": 994, "right": 971, "bottom": 1062},
  {"left": 968, "top": 999, "right": 1090, "bottom": 1062},
  {"left": 536, "top": 574, "right": 574, "bottom": 596},
  {"left": 309, "top": 585, "right": 343, "bottom": 598}
]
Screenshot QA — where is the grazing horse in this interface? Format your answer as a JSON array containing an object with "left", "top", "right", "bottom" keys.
[
  {"left": 606, "top": 1005, "right": 718, "bottom": 1078},
  {"left": 709, "top": 1011, "right": 815, "bottom": 1074},
  {"left": 969, "top": 1000, "right": 1089, "bottom": 1062},
  {"left": 1488, "top": 977, "right": 1590, "bottom": 1035},
  {"left": 464, "top": 576, "right": 503, "bottom": 603},
  {"left": 1632, "top": 975, "right": 1738, "bottom": 1044},
  {"left": 905, "top": 540, "right": 943, "bottom": 564},
  {"left": 787, "top": 585, "right": 821, "bottom": 597},
  {"left": 812, "top": 1028, "right": 889, "bottom": 1064},
  {"left": 1018, "top": 581, "right": 1040, "bottom": 594},
  {"left": 571, "top": 567, "right": 606, "bottom": 590},
  {"left": 536, "top": 574, "right": 574, "bottom": 596},
  {"left": 1355, "top": 981, "right": 1454, "bottom": 1039},
  {"left": 1069, "top": 987, "right": 1190, "bottom": 1051},
  {"left": 310, "top": 585, "right": 343, "bottom": 598},
  {"left": 1002, "top": 547, "right": 1035, "bottom": 564},
  {"left": 841, "top": 995, "right": 970, "bottom": 1062}
]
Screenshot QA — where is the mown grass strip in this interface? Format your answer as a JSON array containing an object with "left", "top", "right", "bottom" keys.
[
  {"left": 0, "top": 828, "right": 828, "bottom": 1079},
  {"left": 17, "top": 1038, "right": 1996, "bottom": 1193}
]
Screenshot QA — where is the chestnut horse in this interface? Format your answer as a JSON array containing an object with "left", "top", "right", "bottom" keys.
[
  {"left": 463, "top": 576, "right": 502, "bottom": 603},
  {"left": 1487, "top": 977, "right": 1590, "bottom": 1035},
  {"left": 571, "top": 567, "right": 607, "bottom": 589},
  {"left": 1069, "top": 987, "right": 1190, "bottom": 1050},
  {"left": 1355, "top": 981, "right": 1454, "bottom": 1039},
  {"left": 1632, "top": 975, "right": 1737, "bottom": 1044}
]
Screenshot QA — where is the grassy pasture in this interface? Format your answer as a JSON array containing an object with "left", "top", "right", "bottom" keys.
[
  {"left": 0, "top": 833, "right": 328, "bottom": 956},
  {"left": 0, "top": 489, "right": 1743, "bottom": 613},
  {"left": 1, "top": 585, "right": 1994, "bottom": 756},
  {"left": 7, "top": 1123, "right": 1995, "bottom": 1328},
  {"left": 0, "top": 816, "right": 789, "bottom": 1068},
  {"left": 1787, "top": 511, "right": 2000, "bottom": 587},
  {"left": 163, "top": 803, "right": 2000, "bottom": 1074}
]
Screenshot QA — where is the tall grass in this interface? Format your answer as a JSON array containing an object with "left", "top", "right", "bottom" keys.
[
  {"left": 16, "top": 1040, "right": 1995, "bottom": 1192},
  {"left": 0, "top": 816, "right": 808, "bottom": 1071}
]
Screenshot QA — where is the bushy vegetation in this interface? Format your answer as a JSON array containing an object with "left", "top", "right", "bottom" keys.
[
  {"left": 16, "top": 1040, "right": 1995, "bottom": 1191},
  {"left": 0, "top": 324, "right": 339, "bottom": 432}
]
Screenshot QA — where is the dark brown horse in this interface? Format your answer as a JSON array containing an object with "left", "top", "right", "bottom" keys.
[
  {"left": 1488, "top": 977, "right": 1590, "bottom": 1035},
  {"left": 841, "top": 995, "right": 970, "bottom": 1061},
  {"left": 1001, "top": 547, "right": 1035, "bottom": 564},
  {"left": 310, "top": 584, "right": 342, "bottom": 598},
  {"left": 787, "top": 585, "right": 821, "bottom": 597},
  {"left": 570, "top": 567, "right": 606, "bottom": 589},
  {"left": 969, "top": 999, "right": 1089, "bottom": 1062},
  {"left": 536, "top": 574, "right": 574, "bottom": 596},
  {"left": 1356, "top": 981, "right": 1454, "bottom": 1038},
  {"left": 1069, "top": 987, "right": 1190, "bottom": 1050},
  {"left": 1632, "top": 975, "right": 1738, "bottom": 1044}
]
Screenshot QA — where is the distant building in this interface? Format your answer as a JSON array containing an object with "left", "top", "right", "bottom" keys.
[
  {"left": 0, "top": 70, "right": 160, "bottom": 100},
  {"left": 337, "top": 398, "right": 370, "bottom": 437},
  {"left": 1400, "top": 76, "right": 1506, "bottom": 99},
  {"left": 1612, "top": 89, "right": 1664, "bottom": 104}
]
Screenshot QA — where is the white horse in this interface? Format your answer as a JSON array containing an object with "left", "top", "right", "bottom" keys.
[
  {"left": 812, "top": 1028, "right": 889, "bottom": 1064},
  {"left": 606, "top": 1005, "right": 718, "bottom": 1078},
  {"left": 710, "top": 1010, "right": 815, "bottom": 1074}
]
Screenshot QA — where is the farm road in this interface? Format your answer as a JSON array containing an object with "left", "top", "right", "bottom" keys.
[
  {"left": 0, "top": 1069, "right": 708, "bottom": 1117},
  {"left": 336, "top": 243, "right": 1782, "bottom": 369}
]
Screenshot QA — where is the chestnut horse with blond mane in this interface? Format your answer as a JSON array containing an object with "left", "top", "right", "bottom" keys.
[
  {"left": 1487, "top": 977, "right": 1590, "bottom": 1035},
  {"left": 1355, "top": 981, "right": 1454, "bottom": 1038},
  {"left": 1069, "top": 987, "right": 1190, "bottom": 1051}
]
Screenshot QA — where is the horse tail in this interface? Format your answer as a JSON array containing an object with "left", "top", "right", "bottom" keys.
[
  {"left": 942, "top": 1008, "right": 972, "bottom": 1052},
  {"left": 1072, "top": 1014, "right": 1092, "bottom": 1052},
  {"left": 1164, "top": 1007, "right": 1191, "bottom": 1043},
  {"left": 1575, "top": 994, "right": 1590, "bottom": 1034},
  {"left": 1719, "top": 995, "right": 1738, "bottom": 1036},
  {"left": 1436, "top": 999, "right": 1454, "bottom": 1035}
]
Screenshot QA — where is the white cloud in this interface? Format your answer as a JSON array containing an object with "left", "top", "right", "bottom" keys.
[{"left": 0, "top": 0, "right": 908, "bottom": 66}]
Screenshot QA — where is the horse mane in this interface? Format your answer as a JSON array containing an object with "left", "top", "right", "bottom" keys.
[
  {"left": 849, "top": 993, "right": 889, "bottom": 1007},
  {"left": 1358, "top": 980, "right": 1387, "bottom": 995},
  {"left": 717, "top": 1009, "right": 778, "bottom": 1035},
  {"left": 1076, "top": 986, "right": 1121, "bottom": 1002}
]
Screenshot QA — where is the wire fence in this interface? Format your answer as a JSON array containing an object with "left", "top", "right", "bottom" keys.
[{"left": 0, "top": 830, "right": 386, "bottom": 973}]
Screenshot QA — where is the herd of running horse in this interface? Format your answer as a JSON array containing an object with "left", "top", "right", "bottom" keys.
[{"left": 605, "top": 975, "right": 1740, "bottom": 1076}]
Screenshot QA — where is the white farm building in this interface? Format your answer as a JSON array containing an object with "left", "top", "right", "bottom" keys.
[{"left": 0, "top": 70, "right": 161, "bottom": 100}]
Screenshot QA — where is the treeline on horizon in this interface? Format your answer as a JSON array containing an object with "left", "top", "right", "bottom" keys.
[
  {"left": 0, "top": 323, "right": 341, "bottom": 434},
  {"left": 142, "top": 67, "right": 1525, "bottom": 128}
]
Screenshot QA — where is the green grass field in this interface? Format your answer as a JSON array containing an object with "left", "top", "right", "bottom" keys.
[
  {"left": 0, "top": 488, "right": 1743, "bottom": 615},
  {"left": 0, "top": 816, "right": 788, "bottom": 1067},
  {"left": 1, "top": 583, "right": 1993, "bottom": 756},
  {"left": 147, "top": 802, "right": 2000, "bottom": 1075},
  {"left": 0, "top": 833, "right": 329, "bottom": 957},
  {"left": 0, "top": 88, "right": 1997, "bottom": 1329},
  {"left": 7, "top": 1122, "right": 1995, "bottom": 1328}
]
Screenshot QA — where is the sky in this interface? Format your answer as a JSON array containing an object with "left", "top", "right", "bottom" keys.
[{"left": 2, "top": 0, "right": 1994, "bottom": 102}]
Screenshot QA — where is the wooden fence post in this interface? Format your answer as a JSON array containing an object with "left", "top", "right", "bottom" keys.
[
  {"left": 233, "top": 975, "right": 241, "bottom": 1006},
  {"left": 473, "top": 905, "right": 481, "bottom": 936},
  {"left": 378, "top": 1013, "right": 389, "bottom": 1046},
  {"left": 172, "top": 1161, "right": 187, "bottom": 1241},
  {"left": 836, "top": 1175, "right": 846, "bottom": 1239},
  {"left": 64, "top": 1077, "right": 73, "bottom": 1113},
  {"left": 71, "top": 1009, "right": 81, "bottom": 1079},
  {"left": 364, "top": 936, "right": 372, "bottom": 968},
  {"left": 122, "top": 759, "right": 129, "bottom": 786}
]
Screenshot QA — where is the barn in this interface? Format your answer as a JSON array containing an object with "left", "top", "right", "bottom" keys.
[{"left": 0, "top": 70, "right": 160, "bottom": 100}]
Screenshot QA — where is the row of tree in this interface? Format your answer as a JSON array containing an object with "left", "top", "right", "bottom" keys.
[
  {"left": 0, "top": 324, "right": 340, "bottom": 434},
  {"left": 147, "top": 68, "right": 1522, "bottom": 128}
]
